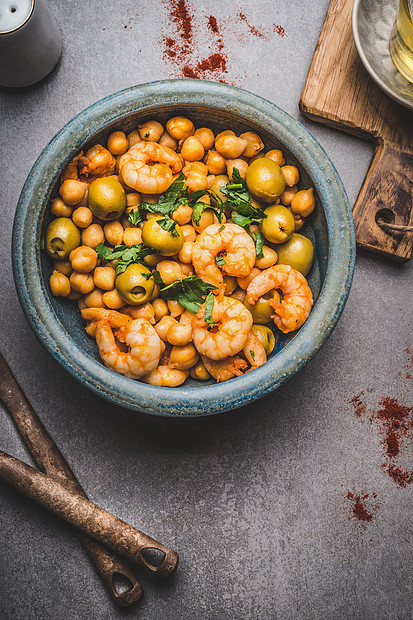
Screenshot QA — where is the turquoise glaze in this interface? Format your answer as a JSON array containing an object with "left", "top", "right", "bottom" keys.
[{"left": 12, "top": 80, "right": 356, "bottom": 416}]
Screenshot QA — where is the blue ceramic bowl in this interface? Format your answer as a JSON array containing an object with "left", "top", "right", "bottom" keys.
[{"left": 12, "top": 80, "right": 355, "bottom": 416}]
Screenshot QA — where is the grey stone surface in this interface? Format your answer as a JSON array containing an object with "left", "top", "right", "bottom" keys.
[{"left": 0, "top": 1, "right": 412, "bottom": 618}]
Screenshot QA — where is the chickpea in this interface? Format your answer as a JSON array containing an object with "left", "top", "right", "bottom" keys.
[
  {"left": 69, "top": 245, "right": 98, "bottom": 273},
  {"left": 183, "top": 161, "right": 208, "bottom": 177},
  {"left": 194, "top": 127, "right": 215, "bottom": 151},
  {"left": 215, "top": 135, "right": 248, "bottom": 159},
  {"left": 193, "top": 208, "right": 215, "bottom": 233},
  {"left": 230, "top": 287, "right": 246, "bottom": 302},
  {"left": 167, "top": 300, "right": 184, "bottom": 317},
  {"left": 181, "top": 224, "right": 197, "bottom": 243},
  {"left": 93, "top": 265, "right": 116, "bottom": 290},
  {"left": 153, "top": 298, "right": 169, "bottom": 322},
  {"left": 149, "top": 283, "right": 160, "bottom": 302},
  {"left": 185, "top": 171, "right": 208, "bottom": 192},
  {"left": 166, "top": 116, "right": 195, "bottom": 141},
  {"left": 143, "top": 253, "right": 162, "bottom": 267},
  {"left": 50, "top": 270, "right": 71, "bottom": 297},
  {"left": 169, "top": 343, "right": 198, "bottom": 369},
  {"left": 70, "top": 271, "right": 94, "bottom": 294},
  {"left": 158, "top": 130, "right": 178, "bottom": 150},
  {"left": 280, "top": 185, "right": 298, "bottom": 206},
  {"left": 240, "top": 132, "right": 264, "bottom": 158},
  {"left": 81, "top": 224, "right": 104, "bottom": 249},
  {"left": 255, "top": 246, "right": 278, "bottom": 269},
  {"left": 167, "top": 323, "right": 193, "bottom": 347},
  {"left": 290, "top": 188, "right": 315, "bottom": 218},
  {"left": 59, "top": 179, "right": 87, "bottom": 206},
  {"left": 215, "top": 130, "right": 235, "bottom": 141},
  {"left": 141, "top": 193, "right": 161, "bottom": 205},
  {"left": 53, "top": 259, "right": 72, "bottom": 277},
  {"left": 127, "top": 302, "right": 155, "bottom": 323},
  {"left": 77, "top": 297, "right": 87, "bottom": 310},
  {"left": 51, "top": 197, "right": 73, "bottom": 218},
  {"left": 123, "top": 227, "right": 143, "bottom": 246},
  {"left": 104, "top": 221, "right": 124, "bottom": 246},
  {"left": 266, "top": 149, "right": 285, "bottom": 166},
  {"left": 287, "top": 208, "right": 305, "bottom": 231},
  {"left": 126, "top": 192, "right": 141, "bottom": 208},
  {"left": 127, "top": 130, "right": 142, "bottom": 148},
  {"left": 138, "top": 120, "right": 164, "bottom": 142},
  {"left": 205, "top": 150, "right": 227, "bottom": 175},
  {"left": 179, "top": 261, "right": 193, "bottom": 276},
  {"left": 156, "top": 260, "right": 183, "bottom": 285},
  {"left": 84, "top": 288, "right": 105, "bottom": 308},
  {"left": 66, "top": 290, "right": 82, "bottom": 300},
  {"left": 181, "top": 136, "right": 205, "bottom": 162},
  {"left": 155, "top": 316, "right": 177, "bottom": 341},
  {"left": 281, "top": 165, "right": 300, "bottom": 187},
  {"left": 102, "top": 289, "right": 125, "bottom": 309},
  {"left": 172, "top": 203, "right": 193, "bottom": 225},
  {"left": 226, "top": 158, "right": 249, "bottom": 180},
  {"left": 107, "top": 131, "right": 128, "bottom": 155},
  {"left": 72, "top": 206, "right": 93, "bottom": 229},
  {"left": 189, "top": 361, "right": 211, "bottom": 381},
  {"left": 237, "top": 268, "right": 260, "bottom": 290},
  {"left": 78, "top": 188, "right": 89, "bottom": 208},
  {"left": 207, "top": 175, "right": 216, "bottom": 188},
  {"left": 179, "top": 240, "right": 194, "bottom": 263}
]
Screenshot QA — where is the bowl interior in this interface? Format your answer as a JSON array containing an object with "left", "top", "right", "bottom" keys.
[{"left": 40, "top": 103, "right": 328, "bottom": 388}]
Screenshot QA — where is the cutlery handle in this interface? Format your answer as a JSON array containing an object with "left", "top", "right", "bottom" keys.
[
  {"left": 0, "top": 352, "right": 143, "bottom": 607},
  {"left": 0, "top": 450, "right": 178, "bottom": 577}
]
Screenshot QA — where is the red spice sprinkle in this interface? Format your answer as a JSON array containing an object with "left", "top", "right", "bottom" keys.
[
  {"left": 273, "top": 24, "right": 286, "bottom": 38},
  {"left": 197, "top": 53, "right": 227, "bottom": 73},
  {"left": 238, "top": 12, "right": 265, "bottom": 38},
  {"left": 182, "top": 66, "right": 199, "bottom": 79},
  {"left": 208, "top": 15, "right": 219, "bottom": 34},
  {"left": 346, "top": 490, "right": 378, "bottom": 523},
  {"left": 350, "top": 391, "right": 366, "bottom": 417},
  {"left": 170, "top": 0, "right": 193, "bottom": 46}
]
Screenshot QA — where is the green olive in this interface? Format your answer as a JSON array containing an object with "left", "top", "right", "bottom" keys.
[
  {"left": 260, "top": 204, "right": 295, "bottom": 244},
  {"left": 246, "top": 157, "right": 285, "bottom": 203},
  {"left": 223, "top": 276, "right": 237, "bottom": 296},
  {"left": 115, "top": 263, "right": 154, "bottom": 305},
  {"left": 142, "top": 216, "right": 184, "bottom": 256},
  {"left": 276, "top": 233, "right": 314, "bottom": 276},
  {"left": 251, "top": 324, "right": 276, "bottom": 355},
  {"left": 45, "top": 217, "right": 80, "bottom": 259},
  {"left": 244, "top": 290, "right": 281, "bottom": 324},
  {"left": 88, "top": 176, "right": 126, "bottom": 221}
]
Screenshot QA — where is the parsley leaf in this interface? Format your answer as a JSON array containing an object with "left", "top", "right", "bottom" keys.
[
  {"left": 147, "top": 274, "right": 216, "bottom": 314},
  {"left": 204, "top": 292, "right": 215, "bottom": 328},
  {"left": 157, "top": 216, "right": 179, "bottom": 236},
  {"left": 215, "top": 255, "right": 226, "bottom": 267},
  {"left": 96, "top": 243, "right": 155, "bottom": 274},
  {"left": 250, "top": 350, "right": 255, "bottom": 362},
  {"left": 222, "top": 168, "right": 267, "bottom": 221}
]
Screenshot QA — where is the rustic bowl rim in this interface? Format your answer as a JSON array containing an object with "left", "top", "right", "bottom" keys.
[{"left": 12, "top": 79, "right": 355, "bottom": 417}]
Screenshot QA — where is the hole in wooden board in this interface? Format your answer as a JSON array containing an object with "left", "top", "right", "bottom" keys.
[{"left": 375, "top": 208, "right": 395, "bottom": 227}]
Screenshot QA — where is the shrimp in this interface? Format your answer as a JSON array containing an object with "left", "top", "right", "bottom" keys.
[
  {"left": 247, "top": 265, "right": 313, "bottom": 334},
  {"left": 183, "top": 296, "right": 253, "bottom": 361},
  {"left": 61, "top": 151, "right": 83, "bottom": 182},
  {"left": 119, "top": 142, "right": 182, "bottom": 194},
  {"left": 243, "top": 331, "right": 267, "bottom": 369},
  {"left": 142, "top": 366, "right": 188, "bottom": 387},
  {"left": 95, "top": 317, "right": 164, "bottom": 379},
  {"left": 81, "top": 307, "right": 131, "bottom": 337},
  {"left": 79, "top": 145, "right": 116, "bottom": 178},
  {"left": 192, "top": 223, "right": 256, "bottom": 293},
  {"left": 201, "top": 355, "right": 247, "bottom": 383}
]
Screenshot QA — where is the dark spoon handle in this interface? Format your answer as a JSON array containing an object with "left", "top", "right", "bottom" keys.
[
  {"left": 0, "top": 352, "right": 143, "bottom": 607},
  {"left": 0, "top": 450, "right": 178, "bottom": 577}
]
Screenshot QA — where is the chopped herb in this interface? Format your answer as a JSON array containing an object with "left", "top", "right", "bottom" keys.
[
  {"left": 222, "top": 168, "right": 267, "bottom": 221},
  {"left": 128, "top": 208, "right": 144, "bottom": 226},
  {"left": 128, "top": 173, "right": 189, "bottom": 226},
  {"left": 147, "top": 273, "right": 217, "bottom": 314},
  {"left": 204, "top": 292, "right": 215, "bottom": 328},
  {"left": 157, "top": 216, "right": 179, "bottom": 236},
  {"left": 96, "top": 243, "right": 155, "bottom": 274},
  {"left": 250, "top": 350, "right": 255, "bottom": 362},
  {"left": 142, "top": 270, "right": 164, "bottom": 285},
  {"left": 191, "top": 201, "right": 208, "bottom": 226},
  {"left": 218, "top": 224, "right": 225, "bottom": 232},
  {"left": 254, "top": 231, "right": 264, "bottom": 260},
  {"left": 215, "top": 255, "right": 226, "bottom": 267}
]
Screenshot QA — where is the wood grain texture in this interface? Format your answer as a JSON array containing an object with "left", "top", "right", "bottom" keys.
[{"left": 300, "top": 0, "right": 413, "bottom": 261}]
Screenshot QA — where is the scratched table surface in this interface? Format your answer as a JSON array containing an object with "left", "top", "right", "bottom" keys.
[{"left": 1, "top": 1, "right": 412, "bottom": 618}]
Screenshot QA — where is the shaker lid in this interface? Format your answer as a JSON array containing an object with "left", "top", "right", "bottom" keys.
[{"left": 0, "top": 0, "right": 33, "bottom": 34}]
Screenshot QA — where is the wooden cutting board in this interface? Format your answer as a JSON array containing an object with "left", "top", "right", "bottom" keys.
[{"left": 300, "top": 0, "right": 413, "bottom": 261}]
